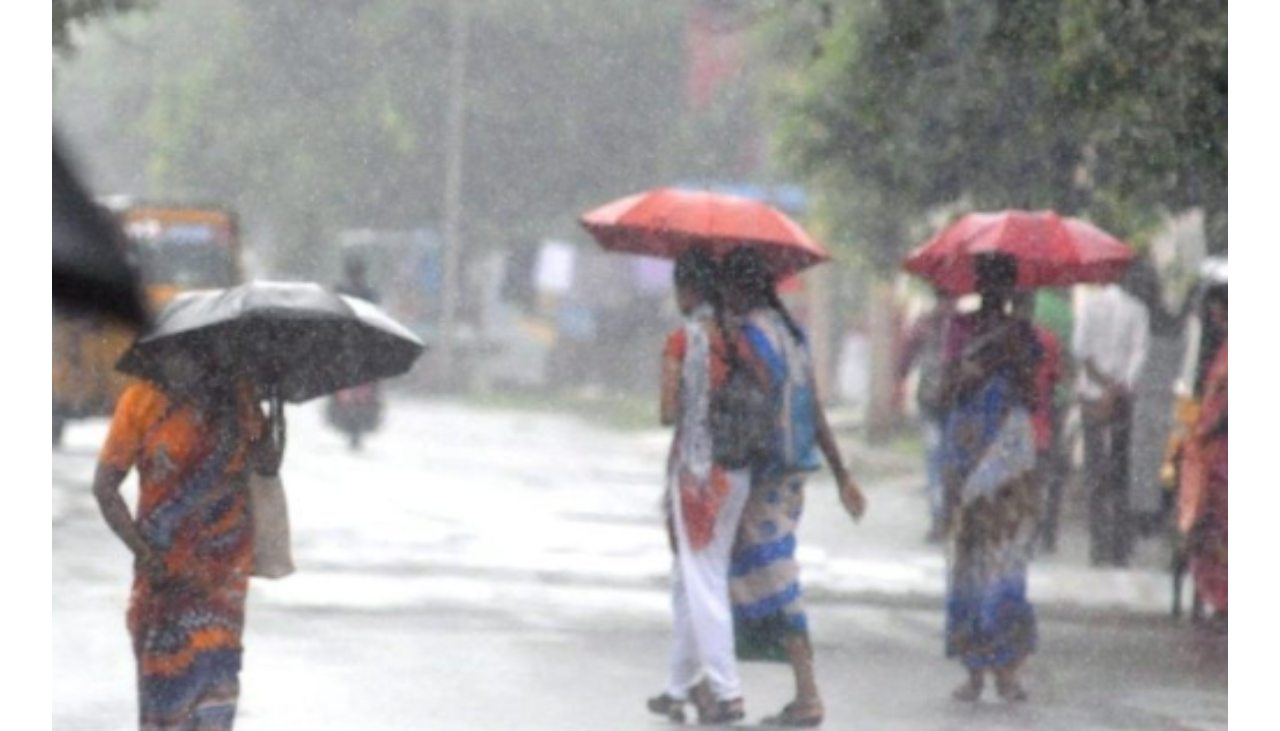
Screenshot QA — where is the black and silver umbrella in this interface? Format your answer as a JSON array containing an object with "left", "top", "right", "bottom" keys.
[{"left": 117, "top": 281, "right": 425, "bottom": 402}]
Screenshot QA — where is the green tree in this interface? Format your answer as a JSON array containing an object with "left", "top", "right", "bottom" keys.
[
  {"left": 767, "top": 0, "right": 1226, "bottom": 270},
  {"left": 771, "top": 0, "right": 1088, "bottom": 272},
  {"left": 1056, "top": 0, "right": 1227, "bottom": 254},
  {"left": 54, "top": 0, "right": 149, "bottom": 51}
]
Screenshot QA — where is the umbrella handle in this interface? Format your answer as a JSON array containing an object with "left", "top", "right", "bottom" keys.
[{"left": 268, "top": 388, "right": 287, "bottom": 456}]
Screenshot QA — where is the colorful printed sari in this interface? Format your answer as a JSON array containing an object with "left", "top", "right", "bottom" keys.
[
  {"left": 940, "top": 315, "right": 1041, "bottom": 670},
  {"left": 729, "top": 309, "right": 818, "bottom": 662},
  {"left": 1180, "top": 340, "right": 1227, "bottom": 613},
  {"left": 101, "top": 382, "right": 263, "bottom": 731},
  {"left": 730, "top": 474, "right": 808, "bottom": 662}
]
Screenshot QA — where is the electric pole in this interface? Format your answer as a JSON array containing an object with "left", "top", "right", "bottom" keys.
[{"left": 436, "top": 0, "right": 470, "bottom": 388}]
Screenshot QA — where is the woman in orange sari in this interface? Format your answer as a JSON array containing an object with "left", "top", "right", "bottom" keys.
[
  {"left": 1179, "top": 285, "right": 1227, "bottom": 621},
  {"left": 93, "top": 351, "right": 283, "bottom": 731}
]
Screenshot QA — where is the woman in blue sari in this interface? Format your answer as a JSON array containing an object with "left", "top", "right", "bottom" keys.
[
  {"left": 939, "top": 253, "right": 1042, "bottom": 703},
  {"left": 721, "top": 248, "right": 867, "bottom": 727}
]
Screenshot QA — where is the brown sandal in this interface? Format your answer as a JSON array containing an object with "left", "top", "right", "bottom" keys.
[
  {"left": 647, "top": 693, "right": 687, "bottom": 723},
  {"left": 699, "top": 697, "right": 745, "bottom": 725},
  {"left": 761, "top": 701, "right": 823, "bottom": 727}
]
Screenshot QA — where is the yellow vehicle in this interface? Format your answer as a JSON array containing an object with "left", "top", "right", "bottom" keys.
[{"left": 52, "top": 204, "right": 244, "bottom": 446}]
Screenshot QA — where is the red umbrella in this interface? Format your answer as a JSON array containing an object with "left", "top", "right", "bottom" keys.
[
  {"left": 903, "top": 210, "right": 1134, "bottom": 294},
  {"left": 579, "top": 187, "right": 830, "bottom": 278}
]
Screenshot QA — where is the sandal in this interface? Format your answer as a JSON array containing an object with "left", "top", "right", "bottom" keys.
[
  {"left": 761, "top": 701, "right": 824, "bottom": 727},
  {"left": 647, "top": 693, "right": 687, "bottom": 723},
  {"left": 689, "top": 680, "right": 715, "bottom": 722},
  {"left": 698, "top": 697, "right": 745, "bottom": 726}
]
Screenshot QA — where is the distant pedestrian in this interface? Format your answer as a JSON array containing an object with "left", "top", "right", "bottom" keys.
[
  {"left": 1031, "top": 288, "right": 1075, "bottom": 552},
  {"left": 1178, "top": 284, "right": 1227, "bottom": 621},
  {"left": 1073, "top": 279, "right": 1150, "bottom": 566},
  {"left": 939, "top": 253, "right": 1041, "bottom": 703},
  {"left": 720, "top": 247, "right": 866, "bottom": 727},
  {"left": 329, "top": 253, "right": 384, "bottom": 449},
  {"left": 896, "top": 288, "right": 954, "bottom": 542},
  {"left": 1014, "top": 293, "right": 1067, "bottom": 554},
  {"left": 648, "top": 250, "right": 752, "bottom": 725},
  {"left": 336, "top": 253, "right": 380, "bottom": 303}
]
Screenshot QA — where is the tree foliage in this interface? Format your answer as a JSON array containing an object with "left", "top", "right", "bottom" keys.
[
  {"left": 54, "top": 0, "right": 688, "bottom": 276},
  {"left": 53, "top": 0, "right": 148, "bottom": 51},
  {"left": 770, "top": 0, "right": 1227, "bottom": 272},
  {"left": 1056, "top": 0, "right": 1227, "bottom": 253}
]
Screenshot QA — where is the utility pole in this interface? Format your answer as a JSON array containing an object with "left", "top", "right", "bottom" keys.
[{"left": 436, "top": 0, "right": 470, "bottom": 388}]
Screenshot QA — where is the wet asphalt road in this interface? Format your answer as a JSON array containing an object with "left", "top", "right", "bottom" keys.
[{"left": 53, "top": 402, "right": 1226, "bottom": 731}]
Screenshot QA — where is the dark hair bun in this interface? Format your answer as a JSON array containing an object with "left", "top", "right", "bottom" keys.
[
  {"left": 675, "top": 248, "right": 719, "bottom": 297},
  {"left": 722, "top": 247, "right": 771, "bottom": 290},
  {"left": 974, "top": 252, "right": 1018, "bottom": 290}
]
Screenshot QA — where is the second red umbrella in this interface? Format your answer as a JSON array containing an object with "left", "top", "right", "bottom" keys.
[
  {"left": 903, "top": 209, "right": 1134, "bottom": 294},
  {"left": 579, "top": 187, "right": 830, "bottom": 278}
]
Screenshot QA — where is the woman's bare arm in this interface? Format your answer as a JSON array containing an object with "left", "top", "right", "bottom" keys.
[
  {"left": 660, "top": 353, "right": 681, "bottom": 427},
  {"left": 812, "top": 397, "right": 866, "bottom": 520},
  {"left": 92, "top": 464, "right": 160, "bottom": 572}
]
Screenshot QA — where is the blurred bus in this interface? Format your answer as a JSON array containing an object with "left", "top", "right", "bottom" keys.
[{"left": 52, "top": 203, "right": 244, "bottom": 446}]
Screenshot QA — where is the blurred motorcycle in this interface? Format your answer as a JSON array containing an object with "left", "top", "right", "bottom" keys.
[
  {"left": 327, "top": 251, "right": 386, "bottom": 450},
  {"left": 326, "top": 382, "right": 383, "bottom": 450}
]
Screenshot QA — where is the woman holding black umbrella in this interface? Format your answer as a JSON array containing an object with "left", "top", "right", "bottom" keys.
[
  {"left": 92, "top": 345, "right": 284, "bottom": 731},
  {"left": 94, "top": 280, "right": 422, "bottom": 730}
]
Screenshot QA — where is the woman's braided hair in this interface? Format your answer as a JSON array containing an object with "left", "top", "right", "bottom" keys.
[{"left": 722, "top": 247, "right": 804, "bottom": 344}]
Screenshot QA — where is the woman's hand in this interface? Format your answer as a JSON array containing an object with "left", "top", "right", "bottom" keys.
[
  {"left": 256, "top": 396, "right": 287, "bottom": 475},
  {"left": 135, "top": 547, "right": 167, "bottom": 581},
  {"left": 838, "top": 474, "right": 867, "bottom": 522}
]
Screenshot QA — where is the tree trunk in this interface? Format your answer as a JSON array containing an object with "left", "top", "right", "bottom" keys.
[
  {"left": 866, "top": 276, "right": 899, "bottom": 442},
  {"left": 807, "top": 265, "right": 834, "bottom": 401}
]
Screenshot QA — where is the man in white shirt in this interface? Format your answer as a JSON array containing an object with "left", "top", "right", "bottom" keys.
[{"left": 1073, "top": 281, "right": 1150, "bottom": 567}]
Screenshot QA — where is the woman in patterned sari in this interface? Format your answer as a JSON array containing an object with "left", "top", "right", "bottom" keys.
[
  {"left": 938, "top": 253, "right": 1042, "bottom": 703},
  {"left": 93, "top": 350, "right": 283, "bottom": 731},
  {"left": 720, "top": 248, "right": 867, "bottom": 727},
  {"left": 1179, "top": 285, "right": 1227, "bottom": 622}
]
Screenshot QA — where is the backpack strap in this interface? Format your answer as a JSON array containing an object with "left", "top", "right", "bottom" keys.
[{"left": 742, "top": 322, "right": 786, "bottom": 386}]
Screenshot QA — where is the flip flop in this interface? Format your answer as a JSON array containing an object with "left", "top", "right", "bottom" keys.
[
  {"left": 699, "top": 698, "right": 745, "bottom": 725},
  {"left": 761, "top": 701, "right": 823, "bottom": 727}
]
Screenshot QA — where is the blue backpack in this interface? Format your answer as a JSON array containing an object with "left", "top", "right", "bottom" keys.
[{"left": 742, "top": 321, "right": 821, "bottom": 476}]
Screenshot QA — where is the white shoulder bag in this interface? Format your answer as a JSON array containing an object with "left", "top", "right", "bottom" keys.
[{"left": 250, "top": 470, "right": 295, "bottom": 579}]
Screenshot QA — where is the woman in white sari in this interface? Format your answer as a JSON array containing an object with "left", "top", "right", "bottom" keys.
[{"left": 648, "top": 250, "right": 753, "bottom": 725}]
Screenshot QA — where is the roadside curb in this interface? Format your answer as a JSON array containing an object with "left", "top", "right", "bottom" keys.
[{"left": 267, "top": 559, "right": 1174, "bottom": 625}]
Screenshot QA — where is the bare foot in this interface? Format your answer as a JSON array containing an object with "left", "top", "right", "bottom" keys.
[{"left": 995, "top": 672, "right": 1028, "bottom": 703}]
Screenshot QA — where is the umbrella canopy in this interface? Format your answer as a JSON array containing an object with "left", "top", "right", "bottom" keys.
[
  {"left": 53, "top": 137, "right": 148, "bottom": 326},
  {"left": 117, "top": 281, "right": 425, "bottom": 403},
  {"left": 903, "top": 210, "right": 1134, "bottom": 294},
  {"left": 579, "top": 187, "right": 830, "bottom": 278}
]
